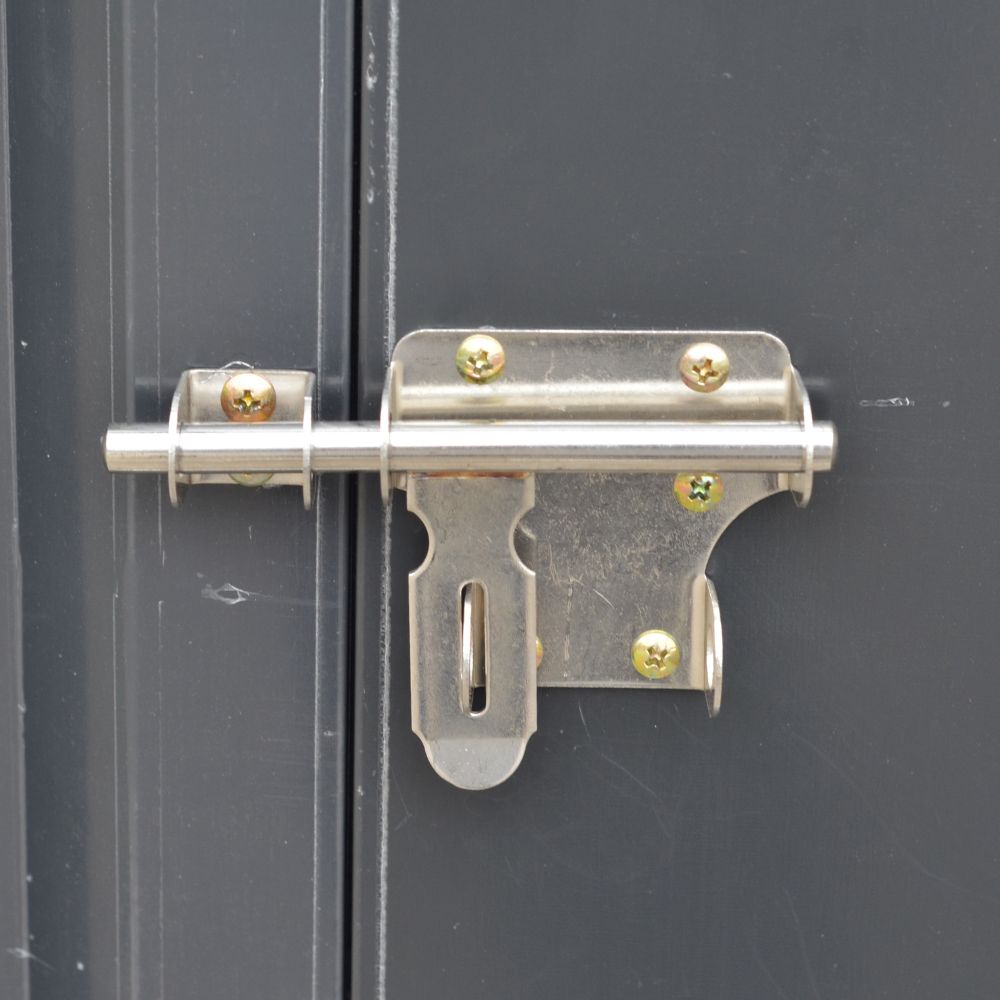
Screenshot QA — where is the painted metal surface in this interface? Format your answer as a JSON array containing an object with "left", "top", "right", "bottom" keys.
[
  {"left": 352, "top": 2, "right": 1000, "bottom": 998},
  {"left": 8, "top": 1, "right": 355, "bottom": 996},
  {"left": 0, "top": 0, "right": 30, "bottom": 994}
]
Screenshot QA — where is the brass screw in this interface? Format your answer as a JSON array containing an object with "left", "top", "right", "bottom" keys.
[
  {"left": 631, "top": 630, "right": 681, "bottom": 679},
  {"left": 679, "top": 342, "right": 730, "bottom": 392},
  {"left": 456, "top": 334, "right": 505, "bottom": 384},
  {"left": 535, "top": 637, "right": 544, "bottom": 667},
  {"left": 220, "top": 372, "right": 277, "bottom": 422},
  {"left": 221, "top": 372, "right": 276, "bottom": 486},
  {"left": 229, "top": 471, "right": 274, "bottom": 488},
  {"left": 674, "top": 472, "right": 724, "bottom": 512}
]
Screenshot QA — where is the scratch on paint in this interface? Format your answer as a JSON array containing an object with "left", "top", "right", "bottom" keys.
[
  {"left": 783, "top": 888, "right": 822, "bottom": 1000},
  {"left": 859, "top": 397, "right": 915, "bottom": 408},
  {"left": 591, "top": 586, "right": 615, "bottom": 611},
  {"left": 201, "top": 581, "right": 258, "bottom": 605},
  {"left": 7, "top": 947, "right": 54, "bottom": 971}
]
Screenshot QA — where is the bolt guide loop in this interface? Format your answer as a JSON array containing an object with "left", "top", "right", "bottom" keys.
[{"left": 104, "top": 330, "right": 836, "bottom": 789}]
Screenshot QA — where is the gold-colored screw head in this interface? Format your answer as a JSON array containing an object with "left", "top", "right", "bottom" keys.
[
  {"left": 674, "top": 472, "right": 724, "bottom": 512},
  {"left": 229, "top": 471, "right": 274, "bottom": 488},
  {"left": 220, "top": 372, "right": 277, "bottom": 422},
  {"left": 679, "top": 342, "right": 730, "bottom": 392},
  {"left": 631, "top": 629, "right": 681, "bottom": 679},
  {"left": 535, "top": 637, "right": 544, "bottom": 668},
  {"left": 456, "top": 334, "right": 506, "bottom": 384}
]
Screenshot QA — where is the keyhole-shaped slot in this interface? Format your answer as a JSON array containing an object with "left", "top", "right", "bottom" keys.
[{"left": 460, "top": 582, "right": 488, "bottom": 716}]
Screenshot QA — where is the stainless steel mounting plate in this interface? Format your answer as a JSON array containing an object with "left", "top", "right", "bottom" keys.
[
  {"left": 390, "top": 329, "right": 817, "bottom": 719},
  {"left": 166, "top": 367, "right": 315, "bottom": 508}
]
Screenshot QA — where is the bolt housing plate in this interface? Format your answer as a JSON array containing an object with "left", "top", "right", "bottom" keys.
[
  {"left": 167, "top": 368, "right": 315, "bottom": 508},
  {"left": 391, "top": 329, "right": 813, "bottom": 711}
]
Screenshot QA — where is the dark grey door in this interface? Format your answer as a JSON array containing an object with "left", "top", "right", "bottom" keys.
[
  {"left": 1, "top": 3, "right": 29, "bottom": 997},
  {"left": 7, "top": 1, "right": 354, "bottom": 997},
  {"left": 351, "top": 3, "right": 1000, "bottom": 999},
  {"left": 6, "top": 2, "right": 1000, "bottom": 999}
]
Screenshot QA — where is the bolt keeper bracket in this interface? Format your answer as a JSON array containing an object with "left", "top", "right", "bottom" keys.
[{"left": 103, "top": 329, "right": 836, "bottom": 790}]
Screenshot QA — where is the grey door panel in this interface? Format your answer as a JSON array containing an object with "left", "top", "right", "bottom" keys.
[
  {"left": 352, "top": 2, "right": 1000, "bottom": 998},
  {"left": 0, "top": 1, "right": 29, "bottom": 995},
  {"left": 8, "top": 1, "right": 355, "bottom": 996}
]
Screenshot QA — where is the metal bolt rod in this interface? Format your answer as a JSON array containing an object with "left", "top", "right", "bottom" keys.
[{"left": 104, "top": 419, "right": 836, "bottom": 475}]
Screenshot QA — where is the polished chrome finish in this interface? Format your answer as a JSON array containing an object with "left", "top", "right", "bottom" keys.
[
  {"left": 154, "top": 369, "right": 316, "bottom": 509},
  {"left": 166, "top": 370, "right": 186, "bottom": 507},
  {"left": 386, "top": 420, "right": 833, "bottom": 473},
  {"left": 104, "top": 418, "right": 834, "bottom": 476},
  {"left": 378, "top": 360, "right": 402, "bottom": 503},
  {"left": 407, "top": 474, "right": 536, "bottom": 790},
  {"left": 301, "top": 379, "right": 314, "bottom": 510},
  {"left": 390, "top": 329, "right": 785, "bottom": 420},
  {"left": 694, "top": 575, "right": 724, "bottom": 718},
  {"left": 101, "top": 331, "right": 836, "bottom": 789},
  {"left": 781, "top": 366, "right": 815, "bottom": 507},
  {"left": 460, "top": 583, "right": 488, "bottom": 717}
]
